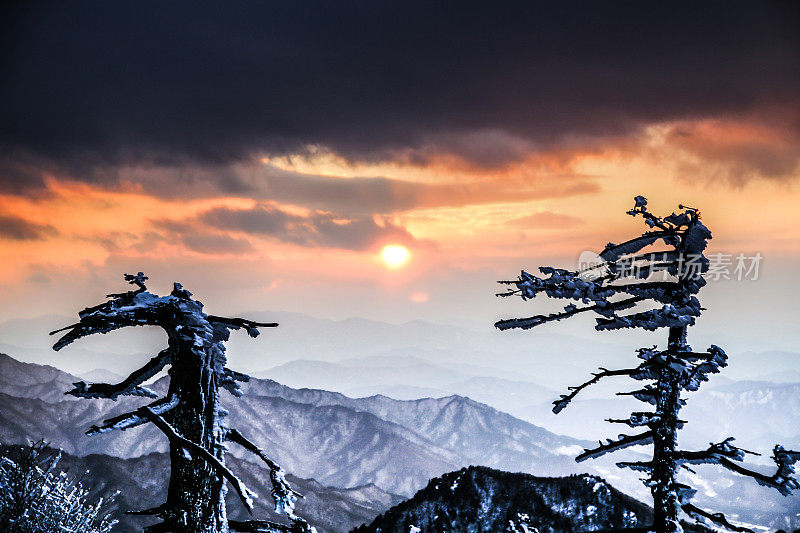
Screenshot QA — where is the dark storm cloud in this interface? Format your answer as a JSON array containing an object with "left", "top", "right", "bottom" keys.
[
  {"left": 0, "top": 214, "right": 57, "bottom": 240},
  {"left": 198, "top": 206, "right": 415, "bottom": 251},
  {"left": 1, "top": 1, "right": 798, "bottom": 192}
]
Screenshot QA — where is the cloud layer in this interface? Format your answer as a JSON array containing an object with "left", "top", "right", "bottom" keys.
[{"left": 1, "top": 2, "right": 798, "bottom": 193}]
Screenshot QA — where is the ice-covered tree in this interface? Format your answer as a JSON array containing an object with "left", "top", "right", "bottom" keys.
[
  {"left": 0, "top": 440, "right": 117, "bottom": 533},
  {"left": 495, "top": 197, "right": 799, "bottom": 533},
  {"left": 51, "top": 273, "right": 315, "bottom": 533}
]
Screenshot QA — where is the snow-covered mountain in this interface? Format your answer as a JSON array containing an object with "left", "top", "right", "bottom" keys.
[
  {"left": 0, "top": 353, "right": 797, "bottom": 530},
  {"left": 352, "top": 466, "right": 664, "bottom": 533},
  {"left": 0, "top": 353, "right": 589, "bottom": 496}
]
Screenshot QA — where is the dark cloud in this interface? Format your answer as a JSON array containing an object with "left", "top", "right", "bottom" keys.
[
  {"left": 199, "top": 206, "right": 415, "bottom": 251},
  {"left": 662, "top": 120, "right": 800, "bottom": 185},
  {"left": 150, "top": 219, "right": 255, "bottom": 255},
  {"left": 0, "top": 214, "right": 57, "bottom": 240},
  {"left": 246, "top": 167, "right": 599, "bottom": 216},
  {"left": 1, "top": 2, "right": 798, "bottom": 192}
]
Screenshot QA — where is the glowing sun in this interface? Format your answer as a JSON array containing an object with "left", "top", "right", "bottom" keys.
[{"left": 380, "top": 244, "right": 411, "bottom": 269}]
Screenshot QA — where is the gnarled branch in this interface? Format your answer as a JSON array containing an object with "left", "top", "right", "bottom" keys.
[
  {"left": 142, "top": 408, "right": 257, "bottom": 514},
  {"left": 227, "top": 428, "right": 308, "bottom": 526},
  {"left": 716, "top": 445, "right": 800, "bottom": 496},
  {"left": 496, "top": 296, "right": 643, "bottom": 331},
  {"left": 682, "top": 503, "right": 753, "bottom": 533},
  {"left": 85, "top": 394, "right": 179, "bottom": 435},
  {"left": 229, "top": 519, "right": 302, "bottom": 532},
  {"left": 208, "top": 315, "right": 279, "bottom": 338},
  {"left": 67, "top": 349, "right": 171, "bottom": 400},
  {"left": 576, "top": 430, "right": 655, "bottom": 462},
  {"left": 674, "top": 438, "right": 754, "bottom": 466},
  {"left": 552, "top": 367, "right": 638, "bottom": 414}
]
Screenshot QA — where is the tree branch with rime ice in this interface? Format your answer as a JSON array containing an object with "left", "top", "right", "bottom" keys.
[
  {"left": 681, "top": 503, "right": 753, "bottom": 533},
  {"left": 576, "top": 430, "right": 655, "bottom": 462},
  {"left": 552, "top": 367, "right": 639, "bottom": 414},
  {"left": 142, "top": 408, "right": 258, "bottom": 514},
  {"left": 67, "top": 349, "right": 171, "bottom": 400},
  {"left": 85, "top": 394, "right": 179, "bottom": 435},
  {"left": 52, "top": 272, "right": 315, "bottom": 532},
  {"left": 495, "top": 196, "right": 799, "bottom": 531},
  {"left": 226, "top": 428, "right": 313, "bottom": 531}
]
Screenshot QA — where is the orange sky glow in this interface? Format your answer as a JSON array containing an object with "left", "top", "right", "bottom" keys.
[{"left": 1, "top": 116, "right": 798, "bottom": 326}]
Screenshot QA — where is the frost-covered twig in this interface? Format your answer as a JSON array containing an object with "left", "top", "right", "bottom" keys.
[
  {"left": 229, "top": 519, "right": 304, "bottom": 532},
  {"left": 67, "top": 349, "right": 171, "bottom": 400},
  {"left": 552, "top": 367, "right": 639, "bottom": 414},
  {"left": 681, "top": 503, "right": 753, "bottom": 533},
  {"left": 207, "top": 316, "right": 279, "bottom": 338},
  {"left": 226, "top": 429, "right": 313, "bottom": 531},
  {"left": 715, "top": 446, "right": 800, "bottom": 496},
  {"left": 85, "top": 394, "right": 179, "bottom": 435},
  {"left": 142, "top": 408, "right": 258, "bottom": 513},
  {"left": 496, "top": 296, "right": 643, "bottom": 331},
  {"left": 576, "top": 430, "right": 655, "bottom": 462}
]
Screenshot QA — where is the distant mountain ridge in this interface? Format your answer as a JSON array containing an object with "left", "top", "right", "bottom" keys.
[
  {"left": 0, "top": 352, "right": 589, "bottom": 496},
  {"left": 0, "top": 444, "right": 403, "bottom": 533},
  {"left": 0, "top": 353, "right": 797, "bottom": 530}
]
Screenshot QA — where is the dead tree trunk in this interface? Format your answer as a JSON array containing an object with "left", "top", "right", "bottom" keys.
[
  {"left": 495, "top": 196, "right": 800, "bottom": 532},
  {"left": 651, "top": 326, "right": 685, "bottom": 533},
  {"left": 51, "top": 273, "right": 315, "bottom": 533},
  {"left": 164, "top": 329, "right": 228, "bottom": 532}
]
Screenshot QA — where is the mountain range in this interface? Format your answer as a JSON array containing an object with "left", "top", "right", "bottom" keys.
[
  {"left": 0, "top": 353, "right": 797, "bottom": 530},
  {"left": 0, "top": 443, "right": 403, "bottom": 533}
]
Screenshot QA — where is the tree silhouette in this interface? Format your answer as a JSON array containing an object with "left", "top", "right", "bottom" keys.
[
  {"left": 496, "top": 196, "right": 799, "bottom": 533},
  {"left": 51, "top": 273, "right": 314, "bottom": 533}
]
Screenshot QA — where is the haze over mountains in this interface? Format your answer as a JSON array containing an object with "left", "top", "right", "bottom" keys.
[
  {"left": 2, "top": 312, "right": 795, "bottom": 384},
  {"left": 0, "top": 353, "right": 797, "bottom": 530},
  {"left": 1, "top": 311, "right": 798, "bottom": 530}
]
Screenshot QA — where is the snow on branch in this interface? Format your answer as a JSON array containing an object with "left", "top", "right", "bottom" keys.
[
  {"left": 682, "top": 345, "right": 727, "bottom": 391},
  {"left": 226, "top": 429, "right": 313, "bottom": 531},
  {"left": 595, "top": 299, "right": 702, "bottom": 331},
  {"left": 496, "top": 296, "right": 643, "bottom": 331},
  {"left": 67, "top": 349, "right": 171, "bottom": 400},
  {"left": 220, "top": 367, "right": 252, "bottom": 397},
  {"left": 207, "top": 315, "right": 279, "bottom": 338},
  {"left": 229, "top": 519, "right": 310, "bottom": 532},
  {"left": 681, "top": 503, "right": 753, "bottom": 533},
  {"left": 552, "top": 367, "right": 639, "bottom": 414},
  {"left": 716, "top": 445, "right": 800, "bottom": 496},
  {"left": 142, "top": 408, "right": 258, "bottom": 513},
  {"left": 675, "top": 438, "right": 754, "bottom": 466},
  {"left": 576, "top": 430, "right": 655, "bottom": 462},
  {"left": 85, "top": 394, "right": 179, "bottom": 435},
  {"left": 605, "top": 412, "right": 663, "bottom": 428},
  {"left": 599, "top": 231, "right": 677, "bottom": 262},
  {"left": 616, "top": 460, "right": 653, "bottom": 472},
  {"left": 616, "top": 385, "right": 660, "bottom": 405}
]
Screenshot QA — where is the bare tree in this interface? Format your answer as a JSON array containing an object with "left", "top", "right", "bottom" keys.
[
  {"left": 496, "top": 196, "right": 799, "bottom": 533},
  {"left": 51, "top": 273, "right": 314, "bottom": 533}
]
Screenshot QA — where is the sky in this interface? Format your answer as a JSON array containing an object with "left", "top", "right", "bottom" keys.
[{"left": 0, "top": 2, "right": 799, "bottom": 354}]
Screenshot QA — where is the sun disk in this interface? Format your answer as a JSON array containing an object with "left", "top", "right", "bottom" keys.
[{"left": 380, "top": 244, "right": 411, "bottom": 269}]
